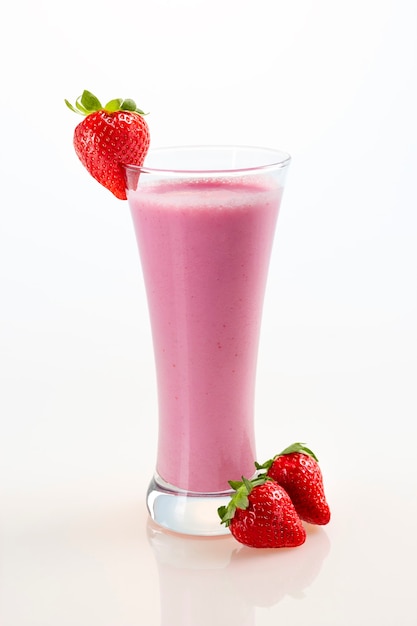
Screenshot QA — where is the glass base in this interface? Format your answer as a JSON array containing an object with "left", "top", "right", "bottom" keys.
[{"left": 146, "top": 474, "right": 233, "bottom": 536}]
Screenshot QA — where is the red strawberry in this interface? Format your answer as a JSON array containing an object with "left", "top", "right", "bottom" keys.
[
  {"left": 65, "top": 90, "right": 150, "bottom": 200},
  {"left": 218, "top": 475, "right": 306, "bottom": 548},
  {"left": 256, "top": 443, "right": 331, "bottom": 525}
]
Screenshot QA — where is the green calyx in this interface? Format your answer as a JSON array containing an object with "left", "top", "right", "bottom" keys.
[
  {"left": 218, "top": 474, "right": 274, "bottom": 527},
  {"left": 64, "top": 89, "right": 146, "bottom": 116},
  {"left": 254, "top": 442, "right": 319, "bottom": 472}
]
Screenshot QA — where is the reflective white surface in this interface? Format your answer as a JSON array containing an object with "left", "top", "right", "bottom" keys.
[
  {"left": 1, "top": 0, "right": 417, "bottom": 623},
  {"left": 1, "top": 471, "right": 416, "bottom": 624}
]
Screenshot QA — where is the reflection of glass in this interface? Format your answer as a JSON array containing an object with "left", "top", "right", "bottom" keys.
[
  {"left": 147, "top": 521, "right": 254, "bottom": 626},
  {"left": 147, "top": 520, "right": 331, "bottom": 625},
  {"left": 125, "top": 147, "right": 290, "bottom": 535}
]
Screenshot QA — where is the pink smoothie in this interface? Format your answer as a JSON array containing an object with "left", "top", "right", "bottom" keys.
[{"left": 129, "top": 176, "right": 283, "bottom": 492}]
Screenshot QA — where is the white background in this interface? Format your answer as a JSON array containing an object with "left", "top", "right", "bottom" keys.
[{"left": 1, "top": 0, "right": 416, "bottom": 624}]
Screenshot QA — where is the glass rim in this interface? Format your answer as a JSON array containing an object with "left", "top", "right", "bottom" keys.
[{"left": 123, "top": 145, "right": 291, "bottom": 176}]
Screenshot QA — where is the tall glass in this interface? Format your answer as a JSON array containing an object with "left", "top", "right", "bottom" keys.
[{"left": 124, "top": 146, "right": 290, "bottom": 535}]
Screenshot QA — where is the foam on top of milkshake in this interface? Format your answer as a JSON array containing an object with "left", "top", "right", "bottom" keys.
[{"left": 129, "top": 176, "right": 282, "bottom": 211}]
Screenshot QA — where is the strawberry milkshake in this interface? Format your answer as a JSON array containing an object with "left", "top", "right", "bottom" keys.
[{"left": 125, "top": 146, "right": 290, "bottom": 534}]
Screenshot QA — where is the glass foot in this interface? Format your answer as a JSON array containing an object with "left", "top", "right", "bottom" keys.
[{"left": 146, "top": 474, "right": 233, "bottom": 536}]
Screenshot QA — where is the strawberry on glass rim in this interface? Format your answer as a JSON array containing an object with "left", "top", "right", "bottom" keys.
[{"left": 65, "top": 90, "right": 150, "bottom": 200}]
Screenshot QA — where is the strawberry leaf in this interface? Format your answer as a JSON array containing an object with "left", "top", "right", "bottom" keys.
[
  {"left": 218, "top": 503, "right": 236, "bottom": 526},
  {"left": 254, "top": 458, "right": 273, "bottom": 471},
  {"left": 278, "top": 442, "right": 319, "bottom": 462},
  {"left": 121, "top": 98, "right": 137, "bottom": 111},
  {"left": 64, "top": 99, "right": 83, "bottom": 115},
  {"left": 242, "top": 476, "right": 253, "bottom": 493},
  {"left": 255, "top": 442, "right": 319, "bottom": 470},
  {"left": 121, "top": 99, "right": 147, "bottom": 115},
  {"left": 234, "top": 490, "right": 249, "bottom": 510},
  {"left": 65, "top": 91, "right": 148, "bottom": 118},
  {"left": 219, "top": 474, "right": 271, "bottom": 527},
  {"left": 80, "top": 90, "right": 103, "bottom": 112},
  {"left": 105, "top": 98, "right": 123, "bottom": 112},
  {"left": 75, "top": 96, "right": 90, "bottom": 115}
]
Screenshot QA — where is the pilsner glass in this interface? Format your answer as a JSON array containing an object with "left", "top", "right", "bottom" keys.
[{"left": 124, "top": 146, "right": 290, "bottom": 535}]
